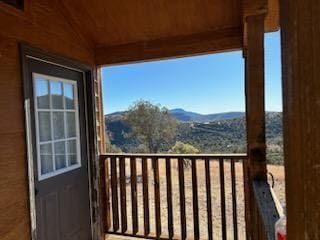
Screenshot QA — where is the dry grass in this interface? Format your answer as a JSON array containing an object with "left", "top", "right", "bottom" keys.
[
  {"left": 267, "top": 165, "right": 286, "bottom": 205},
  {"left": 108, "top": 158, "right": 285, "bottom": 240}
]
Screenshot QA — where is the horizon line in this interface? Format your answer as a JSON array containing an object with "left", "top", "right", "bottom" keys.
[{"left": 105, "top": 109, "right": 283, "bottom": 115}]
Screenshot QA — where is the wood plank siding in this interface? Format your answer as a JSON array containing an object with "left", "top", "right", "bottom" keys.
[{"left": 0, "top": 1, "right": 96, "bottom": 239}]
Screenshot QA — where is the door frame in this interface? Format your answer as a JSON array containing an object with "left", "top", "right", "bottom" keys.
[{"left": 20, "top": 45, "right": 100, "bottom": 240}]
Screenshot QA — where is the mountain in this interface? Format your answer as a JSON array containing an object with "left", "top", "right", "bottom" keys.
[
  {"left": 106, "top": 109, "right": 245, "bottom": 123},
  {"left": 105, "top": 110, "right": 283, "bottom": 164},
  {"left": 169, "top": 108, "right": 245, "bottom": 122},
  {"left": 106, "top": 111, "right": 128, "bottom": 121}
]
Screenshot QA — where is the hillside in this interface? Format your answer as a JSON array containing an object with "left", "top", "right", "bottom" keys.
[
  {"left": 107, "top": 109, "right": 245, "bottom": 123},
  {"left": 169, "top": 108, "right": 245, "bottom": 122},
  {"left": 105, "top": 111, "right": 283, "bottom": 164}
]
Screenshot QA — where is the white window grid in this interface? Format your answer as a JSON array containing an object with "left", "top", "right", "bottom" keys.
[{"left": 33, "top": 73, "right": 82, "bottom": 181}]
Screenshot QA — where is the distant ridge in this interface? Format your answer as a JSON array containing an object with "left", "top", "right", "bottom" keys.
[
  {"left": 169, "top": 108, "right": 245, "bottom": 122},
  {"left": 106, "top": 108, "right": 245, "bottom": 123},
  {"left": 105, "top": 111, "right": 283, "bottom": 164}
]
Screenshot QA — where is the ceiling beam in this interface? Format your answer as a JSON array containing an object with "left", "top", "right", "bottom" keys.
[
  {"left": 242, "top": 0, "right": 278, "bottom": 55},
  {"left": 243, "top": 0, "right": 268, "bottom": 18},
  {"left": 95, "top": 27, "right": 242, "bottom": 66},
  {"left": 242, "top": 0, "right": 280, "bottom": 34},
  {"left": 265, "top": 0, "right": 280, "bottom": 32}
]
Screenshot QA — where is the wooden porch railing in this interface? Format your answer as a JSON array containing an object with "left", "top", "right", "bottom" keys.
[
  {"left": 100, "top": 153, "right": 248, "bottom": 240},
  {"left": 252, "top": 180, "right": 281, "bottom": 240}
]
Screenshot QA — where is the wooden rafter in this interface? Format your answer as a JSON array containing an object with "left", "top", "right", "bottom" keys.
[{"left": 95, "top": 27, "right": 242, "bottom": 66}]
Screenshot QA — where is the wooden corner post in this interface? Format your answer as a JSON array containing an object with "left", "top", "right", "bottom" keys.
[
  {"left": 243, "top": 9, "right": 268, "bottom": 240},
  {"left": 94, "top": 67, "right": 111, "bottom": 238},
  {"left": 281, "top": 0, "right": 320, "bottom": 238}
]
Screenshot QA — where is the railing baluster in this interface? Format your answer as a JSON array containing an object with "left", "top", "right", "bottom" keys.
[
  {"left": 205, "top": 158, "right": 213, "bottom": 240},
  {"left": 101, "top": 154, "right": 247, "bottom": 239},
  {"left": 191, "top": 158, "right": 199, "bottom": 239},
  {"left": 119, "top": 156, "right": 127, "bottom": 233},
  {"left": 219, "top": 158, "right": 227, "bottom": 240},
  {"left": 142, "top": 157, "right": 150, "bottom": 236},
  {"left": 153, "top": 157, "right": 161, "bottom": 238},
  {"left": 99, "top": 156, "right": 108, "bottom": 232},
  {"left": 130, "top": 157, "right": 138, "bottom": 235},
  {"left": 165, "top": 157, "right": 174, "bottom": 239},
  {"left": 110, "top": 156, "right": 119, "bottom": 232},
  {"left": 231, "top": 159, "right": 238, "bottom": 240},
  {"left": 178, "top": 157, "right": 187, "bottom": 239}
]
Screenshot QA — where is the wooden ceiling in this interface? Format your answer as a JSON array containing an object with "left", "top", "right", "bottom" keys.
[{"left": 58, "top": 0, "right": 279, "bottom": 65}]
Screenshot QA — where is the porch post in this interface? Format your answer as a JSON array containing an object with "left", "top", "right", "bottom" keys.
[
  {"left": 281, "top": 0, "right": 320, "bottom": 238},
  {"left": 243, "top": 13, "right": 268, "bottom": 240},
  {"left": 95, "top": 67, "right": 107, "bottom": 154},
  {"left": 94, "top": 67, "right": 111, "bottom": 238}
]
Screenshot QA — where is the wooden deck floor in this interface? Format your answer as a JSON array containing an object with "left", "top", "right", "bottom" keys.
[{"left": 106, "top": 234, "right": 141, "bottom": 240}]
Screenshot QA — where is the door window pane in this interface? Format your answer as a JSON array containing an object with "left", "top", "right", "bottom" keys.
[
  {"left": 38, "top": 112, "right": 51, "bottom": 142},
  {"left": 64, "top": 83, "right": 75, "bottom": 109},
  {"left": 34, "top": 74, "right": 81, "bottom": 180},
  {"left": 50, "top": 81, "right": 63, "bottom": 109},
  {"left": 40, "top": 143, "right": 53, "bottom": 174},
  {"left": 52, "top": 112, "right": 65, "bottom": 140},
  {"left": 35, "top": 79, "right": 50, "bottom": 109},
  {"left": 67, "top": 139, "right": 78, "bottom": 165},
  {"left": 66, "top": 112, "right": 76, "bottom": 138},
  {"left": 54, "top": 141, "right": 66, "bottom": 170}
]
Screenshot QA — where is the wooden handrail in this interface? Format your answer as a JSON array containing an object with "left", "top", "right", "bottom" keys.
[
  {"left": 100, "top": 153, "right": 248, "bottom": 239},
  {"left": 252, "top": 180, "right": 281, "bottom": 240},
  {"left": 100, "top": 153, "right": 247, "bottom": 158}
]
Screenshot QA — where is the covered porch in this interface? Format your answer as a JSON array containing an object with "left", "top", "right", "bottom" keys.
[
  {"left": 95, "top": 1, "right": 281, "bottom": 239},
  {"left": 1, "top": 0, "right": 319, "bottom": 240}
]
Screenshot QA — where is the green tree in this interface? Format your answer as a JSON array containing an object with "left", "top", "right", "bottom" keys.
[
  {"left": 169, "top": 141, "right": 200, "bottom": 154},
  {"left": 169, "top": 141, "right": 200, "bottom": 168},
  {"left": 132, "top": 144, "right": 149, "bottom": 153},
  {"left": 106, "top": 134, "right": 122, "bottom": 153},
  {"left": 125, "top": 100, "right": 177, "bottom": 153}
]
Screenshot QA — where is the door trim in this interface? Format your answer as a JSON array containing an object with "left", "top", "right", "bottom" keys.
[{"left": 20, "top": 45, "right": 100, "bottom": 240}]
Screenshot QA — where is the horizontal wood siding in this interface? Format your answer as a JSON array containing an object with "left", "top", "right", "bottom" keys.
[{"left": 0, "top": 1, "right": 94, "bottom": 239}]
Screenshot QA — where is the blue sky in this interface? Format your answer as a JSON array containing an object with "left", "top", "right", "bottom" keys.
[{"left": 102, "top": 31, "right": 282, "bottom": 114}]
